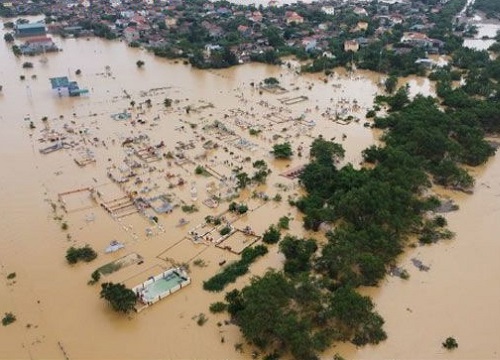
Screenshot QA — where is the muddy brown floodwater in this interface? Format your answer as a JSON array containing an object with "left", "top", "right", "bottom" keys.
[{"left": 0, "top": 17, "right": 499, "bottom": 360}]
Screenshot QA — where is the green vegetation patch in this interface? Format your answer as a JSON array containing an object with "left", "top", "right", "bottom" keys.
[
  {"left": 203, "top": 245, "right": 268, "bottom": 292},
  {"left": 96, "top": 261, "right": 123, "bottom": 275},
  {"left": 2, "top": 312, "right": 16, "bottom": 326},
  {"left": 66, "top": 245, "right": 97, "bottom": 264}
]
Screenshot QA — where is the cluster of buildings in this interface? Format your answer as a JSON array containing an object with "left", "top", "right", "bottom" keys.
[
  {"left": 3, "top": 0, "right": 457, "bottom": 67},
  {"left": 12, "top": 21, "right": 59, "bottom": 55}
]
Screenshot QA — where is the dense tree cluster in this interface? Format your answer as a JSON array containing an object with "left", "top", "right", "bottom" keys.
[
  {"left": 100, "top": 282, "right": 137, "bottom": 313},
  {"left": 373, "top": 93, "right": 494, "bottom": 189},
  {"left": 203, "top": 245, "right": 268, "bottom": 292},
  {"left": 219, "top": 67, "right": 499, "bottom": 357}
]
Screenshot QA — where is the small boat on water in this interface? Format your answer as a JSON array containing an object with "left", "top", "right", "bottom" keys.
[{"left": 105, "top": 240, "right": 125, "bottom": 253}]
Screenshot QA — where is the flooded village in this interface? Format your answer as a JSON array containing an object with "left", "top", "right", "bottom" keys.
[{"left": 1, "top": 0, "right": 500, "bottom": 359}]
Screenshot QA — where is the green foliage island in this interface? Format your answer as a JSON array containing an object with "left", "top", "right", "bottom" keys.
[{"left": 216, "top": 50, "right": 499, "bottom": 358}]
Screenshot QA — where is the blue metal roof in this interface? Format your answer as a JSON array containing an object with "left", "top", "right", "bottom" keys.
[
  {"left": 50, "top": 77, "right": 70, "bottom": 89},
  {"left": 17, "top": 23, "right": 46, "bottom": 30}
]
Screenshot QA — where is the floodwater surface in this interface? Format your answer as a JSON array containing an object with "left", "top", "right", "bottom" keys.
[{"left": 0, "top": 18, "right": 499, "bottom": 360}]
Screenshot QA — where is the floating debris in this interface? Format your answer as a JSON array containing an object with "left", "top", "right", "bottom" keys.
[{"left": 411, "top": 258, "right": 430, "bottom": 272}]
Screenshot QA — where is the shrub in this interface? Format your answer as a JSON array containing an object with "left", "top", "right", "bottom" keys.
[
  {"left": 209, "top": 301, "right": 227, "bottom": 313},
  {"left": 262, "top": 225, "right": 281, "bottom": 244},
  {"left": 237, "top": 204, "right": 248, "bottom": 214},
  {"left": 196, "top": 313, "right": 208, "bottom": 326},
  {"left": 89, "top": 270, "right": 101, "bottom": 285},
  {"left": 220, "top": 226, "right": 231, "bottom": 236},
  {"left": 2, "top": 312, "right": 16, "bottom": 326},
  {"left": 181, "top": 204, "right": 198, "bottom": 213},
  {"left": 6, "top": 272, "right": 16, "bottom": 279},
  {"left": 66, "top": 245, "right": 98, "bottom": 264},
  {"left": 193, "top": 259, "right": 207, "bottom": 267},
  {"left": 442, "top": 337, "right": 458, "bottom": 350},
  {"left": 203, "top": 245, "right": 268, "bottom": 292},
  {"left": 278, "top": 216, "right": 290, "bottom": 230},
  {"left": 272, "top": 142, "right": 293, "bottom": 159}
]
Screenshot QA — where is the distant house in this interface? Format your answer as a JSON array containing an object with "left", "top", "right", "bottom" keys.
[
  {"left": 286, "top": 12, "right": 304, "bottom": 25},
  {"left": 356, "top": 21, "right": 369, "bottom": 31},
  {"left": 237, "top": 25, "right": 252, "bottom": 37},
  {"left": 123, "top": 27, "right": 140, "bottom": 43},
  {"left": 19, "top": 36, "right": 58, "bottom": 55},
  {"left": 15, "top": 23, "right": 47, "bottom": 38},
  {"left": 216, "top": 7, "right": 232, "bottom": 16},
  {"left": 250, "top": 11, "right": 263, "bottom": 22},
  {"left": 321, "top": 6, "right": 335, "bottom": 16},
  {"left": 318, "top": 23, "right": 329, "bottom": 31},
  {"left": 390, "top": 14, "right": 404, "bottom": 25},
  {"left": 204, "top": 44, "right": 221, "bottom": 57},
  {"left": 415, "top": 58, "right": 436, "bottom": 68},
  {"left": 357, "top": 37, "right": 369, "bottom": 47},
  {"left": 322, "top": 51, "right": 335, "bottom": 59},
  {"left": 164, "top": 17, "right": 177, "bottom": 28},
  {"left": 302, "top": 38, "right": 317, "bottom": 52},
  {"left": 344, "top": 39, "right": 360, "bottom": 52},
  {"left": 353, "top": 7, "right": 368, "bottom": 17},
  {"left": 50, "top": 77, "right": 88, "bottom": 97},
  {"left": 410, "top": 24, "right": 426, "bottom": 31},
  {"left": 401, "top": 32, "right": 432, "bottom": 47}
]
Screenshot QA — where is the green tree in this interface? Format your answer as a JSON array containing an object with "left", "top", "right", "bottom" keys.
[
  {"left": 272, "top": 142, "right": 293, "bottom": 159},
  {"left": 100, "top": 282, "right": 137, "bottom": 313},
  {"left": 263, "top": 77, "right": 280, "bottom": 85},
  {"left": 262, "top": 225, "right": 281, "bottom": 244},
  {"left": 3, "top": 33, "right": 14, "bottom": 43},
  {"left": 236, "top": 172, "right": 251, "bottom": 189},
  {"left": 66, "top": 245, "right": 97, "bottom": 264},
  {"left": 136, "top": 60, "right": 145, "bottom": 68},
  {"left": 384, "top": 75, "right": 398, "bottom": 94},
  {"left": 442, "top": 336, "right": 458, "bottom": 350}
]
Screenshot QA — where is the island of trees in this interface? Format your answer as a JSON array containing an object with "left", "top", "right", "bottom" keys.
[{"left": 211, "top": 20, "right": 500, "bottom": 359}]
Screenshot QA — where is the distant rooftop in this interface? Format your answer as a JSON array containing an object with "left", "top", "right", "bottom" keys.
[
  {"left": 50, "top": 76, "right": 70, "bottom": 89},
  {"left": 17, "top": 23, "right": 46, "bottom": 30}
]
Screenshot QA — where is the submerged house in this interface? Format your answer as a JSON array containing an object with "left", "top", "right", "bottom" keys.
[
  {"left": 19, "top": 36, "right": 58, "bottom": 55},
  {"left": 50, "top": 77, "right": 89, "bottom": 97},
  {"left": 16, "top": 23, "right": 47, "bottom": 38}
]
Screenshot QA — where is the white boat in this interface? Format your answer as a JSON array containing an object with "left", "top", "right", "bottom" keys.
[{"left": 105, "top": 240, "right": 125, "bottom": 253}]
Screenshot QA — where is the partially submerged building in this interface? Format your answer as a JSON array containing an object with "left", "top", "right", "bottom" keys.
[
  {"left": 49, "top": 76, "right": 89, "bottom": 97},
  {"left": 20, "top": 36, "right": 58, "bottom": 55},
  {"left": 132, "top": 268, "right": 190, "bottom": 311},
  {"left": 16, "top": 23, "right": 47, "bottom": 38}
]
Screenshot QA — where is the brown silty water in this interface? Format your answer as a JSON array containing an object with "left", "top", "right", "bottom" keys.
[{"left": 1, "top": 19, "right": 499, "bottom": 360}]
